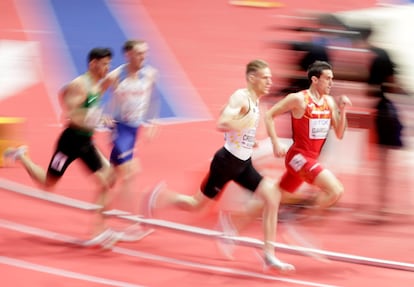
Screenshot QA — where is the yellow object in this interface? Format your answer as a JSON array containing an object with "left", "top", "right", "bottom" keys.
[
  {"left": 229, "top": 0, "right": 284, "bottom": 8},
  {"left": 0, "top": 117, "right": 26, "bottom": 167}
]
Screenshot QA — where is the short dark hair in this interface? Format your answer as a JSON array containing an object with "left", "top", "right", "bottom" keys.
[
  {"left": 87, "top": 47, "right": 113, "bottom": 63},
  {"left": 307, "top": 60, "right": 332, "bottom": 81},
  {"left": 122, "top": 39, "right": 146, "bottom": 53}
]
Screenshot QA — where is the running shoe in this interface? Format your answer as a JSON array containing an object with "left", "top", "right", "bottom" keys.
[
  {"left": 100, "top": 230, "right": 123, "bottom": 250},
  {"left": 82, "top": 228, "right": 114, "bottom": 247},
  {"left": 262, "top": 252, "right": 295, "bottom": 272},
  {"left": 117, "top": 223, "right": 154, "bottom": 242},
  {"left": 3, "top": 145, "right": 27, "bottom": 164}
]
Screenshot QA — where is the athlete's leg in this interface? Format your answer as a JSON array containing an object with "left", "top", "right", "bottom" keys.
[
  {"left": 87, "top": 147, "right": 116, "bottom": 235},
  {"left": 255, "top": 178, "right": 279, "bottom": 252},
  {"left": 19, "top": 153, "right": 52, "bottom": 186},
  {"left": 148, "top": 148, "right": 231, "bottom": 215},
  {"left": 152, "top": 186, "right": 212, "bottom": 212},
  {"left": 92, "top": 166, "right": 115, "bottom": 235},
  {"left": 312, "top": 169, "right": 344, "bottom": 209},
  {"left": 219, "top": 176, "right": 293, "bottom": 270},
  {"left": 255, "top": 178, "right": 295, "bottom": 271},
  {"left": 111, "top": 159, "right": 140, "bottom": 212},
  {"left": 109, "top": 122, "right": 143, "bottom": 212},
  {"left": 5, "top": 146, "right": 61, "bottom": 189},
  {"left": 224, "top": 196, "right": 263, "bottom": 231}
]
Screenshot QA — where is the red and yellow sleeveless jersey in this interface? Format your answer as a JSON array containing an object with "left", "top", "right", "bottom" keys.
[{"left": 290, "top": 90, "right": 331, "bottom": 158}]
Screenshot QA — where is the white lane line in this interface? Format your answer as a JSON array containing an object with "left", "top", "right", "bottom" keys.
[
  {"left": 113, "top": 247, "right": 340, "bottom": 287},
  {"left": 0, "top": 256, "right": 145, "bottom": 287},
  {"left": 2, "top": 178, "right": 412, "bottom": 272},
  {"left": 0, "top": 218, "right": 341, "bottom": 287}
]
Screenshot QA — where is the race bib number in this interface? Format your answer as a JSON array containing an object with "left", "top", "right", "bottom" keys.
[
  {"left": 241, "top": 128, "right": 256, "bottom": 149},
  {"left": 289, "top": 153, "right": 307, "bottom": 172},
  {"left": 309, "top": 118, "right": 330, "bottom": 139}
]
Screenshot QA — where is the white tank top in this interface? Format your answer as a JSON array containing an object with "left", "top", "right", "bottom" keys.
[
  {"left": 112, "top": 64, "right": 156, "bottom": 127},
  {"left": 224, "top": 89, "right": 260, "bottom": 160}
]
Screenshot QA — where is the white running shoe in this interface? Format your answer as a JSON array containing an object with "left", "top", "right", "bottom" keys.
[
  {"left": 100, "top": 230, "right": 123, "bottom": 250},
  {"left": 145, "top": 181, "right": 165, "bottom": 218},
  {"left": 263, "top": 253, "right": 295, "bottom": 273},
  {"left": 117, "top": 223, "right": 154, "bottom": 242},
  {"left": 216, "top": 211, "right": 237, "bottom": 260},
  {"left": 3, "top": 145, "right": 28, "bottom": 164},
  {"left": 82, "top": 229, "right": 114, "bottom": 247}
]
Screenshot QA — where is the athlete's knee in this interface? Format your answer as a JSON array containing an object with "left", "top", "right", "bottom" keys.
[
  {"left": 331, "top": 181, "right": 344, "bottom": 200},
  {"left": 322, "top": 183, "right": 344, "bottom": 208},
  {"left": 332, "top": 183, "right": 344, "bottom": 204},
  {"left": 257, "top": 178, "right": 281, "bottom": 209},
  {"left": 95, "top": 167, "right": 116, "bottom": 189}
]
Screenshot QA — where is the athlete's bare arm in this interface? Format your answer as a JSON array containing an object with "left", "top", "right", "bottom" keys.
[
  {"left": 264, "top": 92, "right": 304, "bottom": 157},
  {"left": 100, "top": 67, "right": 121, "bottom": 93},
  {"left": 60, "top": 78, "right": 89, "bottom": 128},
  {"left": 326, "top": 95, "right": 351, "bottom": 139},
  {"left": 217, "top": 92, "right": 251, "bottom": 132}
]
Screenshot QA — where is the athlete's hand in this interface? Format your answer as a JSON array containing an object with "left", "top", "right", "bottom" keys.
[
  {"left": 272, "top": 140, "right": 287, "bottom": 158},
  {"left": 338, "top": 95, "right": 352, "bottom": 110},
  {"left": 100, "top": 114, "right": 114, "bottom": 129}
]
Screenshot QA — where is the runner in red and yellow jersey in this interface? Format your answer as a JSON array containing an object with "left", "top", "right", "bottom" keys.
[{"left": 265, "top": 60, "right": 352, "bottom": 210}]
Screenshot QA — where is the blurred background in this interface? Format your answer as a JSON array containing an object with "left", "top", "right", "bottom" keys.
[{"left": 1, "top": 0, "right": 414, "bottom": 268}]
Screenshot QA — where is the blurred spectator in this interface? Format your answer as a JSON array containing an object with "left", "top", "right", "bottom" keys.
[
  {"left": 352, "top": 24, "right": 405, "bottom": 220},
  {"left": 272, "top": 13, "right": 356, "bottom": 96},
  {"left": 271, "top": 14, "right": 329, "bottom": 96}
]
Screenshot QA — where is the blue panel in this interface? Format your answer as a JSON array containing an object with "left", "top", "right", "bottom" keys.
[{"left": 49, "top": 0, "right": 175, "bottom": 118}]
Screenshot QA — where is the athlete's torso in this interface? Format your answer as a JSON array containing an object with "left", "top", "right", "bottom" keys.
[
  {"left": 290, "top": 90, "right": 331, "bottom": 157},
  {"left": 63, "top": 74, "right": 102, "bottom": 135},
  {"left": 224, "top": 88, "right": 260, "bottom": 161},
  {"left": 83, "top": 91, "right": 100, "bottom": 108},
  {"left": 112, "top": 64, "right": 155, "bottom": 127}
]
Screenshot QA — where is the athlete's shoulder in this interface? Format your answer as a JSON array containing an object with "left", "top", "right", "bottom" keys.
[
  {"left": 286, "top": 90, "right": 306, "bottom": 103},
  {"left": 141, "top": 65, "right": 158, "bottom": 81},
  {"left": 231, "top": 88, "right": 250, "bottom": 99},
  {"left": 61, "top": 76, "right": 85, "bottom": 96},
  {"left": 229, "top": 88, "right": 250, "bottom": 105}
]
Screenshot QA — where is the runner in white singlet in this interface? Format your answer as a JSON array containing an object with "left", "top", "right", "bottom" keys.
[{"left": 145, "top": 59, "right": 295, "bottom": 272}]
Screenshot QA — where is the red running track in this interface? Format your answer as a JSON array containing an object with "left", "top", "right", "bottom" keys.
[{"left": 1, "top": 0, "right": 414, "bottom": 286}]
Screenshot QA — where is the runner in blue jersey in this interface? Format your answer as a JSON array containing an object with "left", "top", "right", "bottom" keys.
[{"left": 103, "top": 39, "right": 158, "bottom": 221}]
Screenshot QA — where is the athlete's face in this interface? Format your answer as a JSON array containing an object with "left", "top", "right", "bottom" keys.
[
  {"left": 127, "top": 43, "right": 148, "bottom": 69},
  {"left": 314, "top": 69, "right": 333, "bottom": 95},
  {"left": 91, "top": 57, "right": 112, "bottom": 79},
  {"left": 250, "top": 67, "right": 273, "bottom": 96}
]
